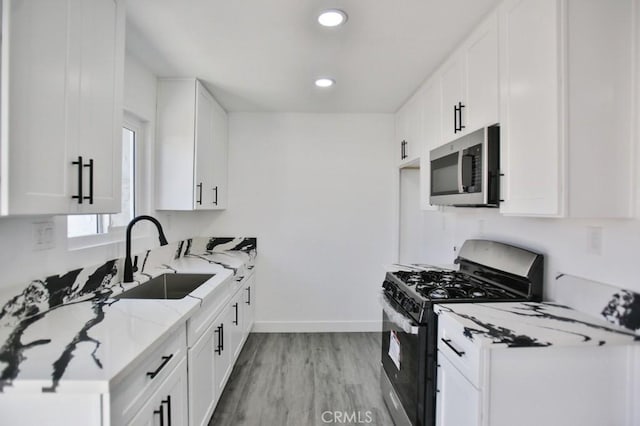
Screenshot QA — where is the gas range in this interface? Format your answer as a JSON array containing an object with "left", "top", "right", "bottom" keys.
[{"left": 380, "top": 240, "right": 544, "bottom": 426}]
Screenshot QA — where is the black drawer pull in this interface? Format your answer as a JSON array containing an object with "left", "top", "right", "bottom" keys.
[
  {"left": 246, "top": 287, "right": 251, "bottom": 305},
  {"left": 162, "top": 395, "right": 172, "bottom": 426},
  {"left": 441, "top": 338, "right": 465, "bottom": 357},
  {"left": 197, "top": 182, "right": 203, "bottom": 205},
  {"left": 215, "top": 325, "right": 223, "bottom": 355},
  {"left": 84, "top": 158, "right": 94, "bottom": 204},
  {"left": 458, "top": 102, "right": 466, "bottom": 131},
  {"left": 154, "top": 407, "right": 164, "bottom": 426},
  {"left": 146, "top": 354, "right": 173, "bottom": 379},
  {"left": 233, "top": 303, "right": 239, "bottom": 325},
  {"left": 213, "top": 186, "right": 218, "bottom": 205},
  {"left": 71, "top": 156, "right": 84, "bottom": 204}
]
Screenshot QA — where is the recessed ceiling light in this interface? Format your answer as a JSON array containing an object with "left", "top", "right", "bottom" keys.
[
  {"left": 315, "top": 78, "right": 335, "bottom": 88},
  {"left": 318, "top": 9, "right": 348, "bottom": 27}
]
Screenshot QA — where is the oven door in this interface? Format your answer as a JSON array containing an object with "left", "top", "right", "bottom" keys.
[{"left": 381, "top": 297, "right": 426, "bottom": 426}]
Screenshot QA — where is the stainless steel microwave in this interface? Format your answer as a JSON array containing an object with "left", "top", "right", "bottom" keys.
[{"left": 429, "top": 125, "right": 500, "bottom": 207}]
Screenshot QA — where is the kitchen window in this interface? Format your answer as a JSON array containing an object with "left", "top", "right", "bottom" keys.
[{"left": 67, "top": 114, "right": 147, "bottom": 246}]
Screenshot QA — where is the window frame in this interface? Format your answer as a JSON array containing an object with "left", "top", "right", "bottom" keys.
[{"left": 67, "top": 112, "right": 149, "bottom": 250}]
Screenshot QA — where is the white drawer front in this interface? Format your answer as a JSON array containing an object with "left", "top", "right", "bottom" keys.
[
  {"left": 111, "top": 325, "right": 187, "bottom": 425},
  {"left": 437, "top": 312, "right": 482, "bottom": 388}
]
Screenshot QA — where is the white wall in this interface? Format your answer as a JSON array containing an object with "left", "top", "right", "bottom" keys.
[
  {"left": 417, "top": 207, "right": 640, "bottom": 298},
  {"left": 0, "top": 53, "right": 214, "bottom": 291},
  {"left": 205, "top": 113, "right": 395, "bottom": 332}
]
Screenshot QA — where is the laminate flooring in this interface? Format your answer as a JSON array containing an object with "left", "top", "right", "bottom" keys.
[{"left": 209, "top": 333, "right": 394, "bottom": 426}]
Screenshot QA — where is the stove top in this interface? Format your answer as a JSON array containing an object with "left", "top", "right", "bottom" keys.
[{"left": 390, "top": 269, "right": 519, "bottom": 301}]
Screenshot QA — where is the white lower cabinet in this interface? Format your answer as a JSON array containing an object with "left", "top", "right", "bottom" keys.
[
  {"left": 130, "top": 357, "right": 189, "bottom": 426},
  {"left": 243, "top": 274, "right": 256, "bottom": 334},
  {"left": 188, "top": 322, "right": 218, "bottom": 426},
  {"left": 187, "top": 272, "right": 257, "bottom": 426},
  {"left": 436, "top": 352, "right": 481, "bottom": 426},
  {"left": 229, "top": 289, "right": 245, "bottom": 360},
  {"left": 436, "top": 311, "right": 635, "bottom": 426}
]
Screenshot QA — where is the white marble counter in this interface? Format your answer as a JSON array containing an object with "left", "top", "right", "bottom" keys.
[
  {"left": 0, "top": 237, "right": 256, "bottom": 394},
  {"left": 434, "top": 302, "right": 639, "bottom": 349}
]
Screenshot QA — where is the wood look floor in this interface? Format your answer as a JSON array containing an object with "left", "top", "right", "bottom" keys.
[{"left": 209, "top": 333, "right": 393, "bottom": 426}]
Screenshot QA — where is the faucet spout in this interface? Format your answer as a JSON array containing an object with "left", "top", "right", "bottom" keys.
[{"left": 123, "top": 215, "right": 168, "bottom": 283}]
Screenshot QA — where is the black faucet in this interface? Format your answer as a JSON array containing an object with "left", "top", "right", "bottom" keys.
[{"left": 123, "top": 215, "right": 169, "bottom": 283}]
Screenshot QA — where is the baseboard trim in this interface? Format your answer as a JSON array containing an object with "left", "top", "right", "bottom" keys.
[{"left": 253, "top": 320, "right": 381, "bottom": 333}]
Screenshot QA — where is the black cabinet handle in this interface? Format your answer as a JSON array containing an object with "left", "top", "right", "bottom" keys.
[
  {"left": 220, "top": 323, "right": 224, "bottom": 352},
  {"left": 246, "top": 287, "right": 251, "bottom": 305},
  {"left": 71, "top": 156, "right": 84, "bottom": 204},
  {"left": 162, "top": 396, "right": 172, "bottom": 426},
  {"left": 233, "top": 303, "right": 239, "bottom": 325},
  {"left": 196, "top": 182, "right": 203, "bottom": 205},
  {"left": 154, "top": 407, "right": 164, "bottom": 426},
  {"left": 441, "top": 338, "right": 465, "bottom": 357},
  {"left": 84, "top": 159, "right": 94, "bottom": 204},
  {"left": 215, "top": 325, "right": 223, "bottom": 355},
  {"left": 146, "top": 354, "right": 173, "bottom": 379},
  {"left": 453, "top": 104, "right": 458, "bottom": 134},
  {"left": 458, "top": 102, "right": 466, "bottom": 132},
  {"left": 213, "top": 186, "right": 218, "bottom": 205}
]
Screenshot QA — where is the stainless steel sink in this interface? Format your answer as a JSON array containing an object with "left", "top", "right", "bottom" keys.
[{"left": 116, "top": 273, "right": 215, "bottom": 299}]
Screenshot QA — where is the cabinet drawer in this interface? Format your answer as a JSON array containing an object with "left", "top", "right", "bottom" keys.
[
  {"left": 111, "top": 325, "right": 187, "bottom": 425},
  {"left": 437, "top": 312, "right": 481, "bottom": 388},
  {"left": 187, "top": 276, "right": 232, "bottom": 346}
]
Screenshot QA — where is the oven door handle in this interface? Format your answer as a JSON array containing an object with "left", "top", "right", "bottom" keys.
[{"left": 380, "top": 294, "right": 420, "bottom": 335}]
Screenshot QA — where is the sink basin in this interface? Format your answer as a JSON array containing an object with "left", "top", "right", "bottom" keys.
[{"left": 116, "top": 273, "right": 215, "bottom": 300}]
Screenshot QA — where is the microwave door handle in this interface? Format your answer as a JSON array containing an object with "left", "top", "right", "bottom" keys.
[{"left": 457, "top": 151, "right": 464, "bottom": 193}]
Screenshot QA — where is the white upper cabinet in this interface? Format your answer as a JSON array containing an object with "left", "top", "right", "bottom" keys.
[
  {"left": 465, "top": 12, "right": 499, "bottom": 132},
  {"left": 156, "top": 79, "right": 228, "bottom": 211},
  {"left": 1, "top": 0, "right": 124, "bottom": 215},
  {"left": 396, "top": 91, "right": 422, "bottom": 165},
  {"left": 440, "top": 57, "right": 466, "bottom": 143},
  {"left": 419, "top": 76, "right": 442, "bottom": 211},
  {"left": 499, "top": 0, "right": 635, "bottom": 217},
  {"left": 441, "top": 11, "right": 499, "bottom": 144}
]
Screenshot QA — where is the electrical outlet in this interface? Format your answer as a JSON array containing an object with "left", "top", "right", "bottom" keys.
[
  {"left": 32, "top": 221, "right": 55, "bottom": 251},
  {"left": 586, "top": 226, "right": 602, "bottom": 255}
]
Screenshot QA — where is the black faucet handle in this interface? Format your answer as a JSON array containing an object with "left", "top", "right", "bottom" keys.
[{"left": 133, "top": 255, "right": 139, "bottom": 273}]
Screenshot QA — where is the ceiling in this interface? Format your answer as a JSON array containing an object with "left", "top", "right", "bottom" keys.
[{"left": 126, "top": 0, "right": 500, "bottom": 113}]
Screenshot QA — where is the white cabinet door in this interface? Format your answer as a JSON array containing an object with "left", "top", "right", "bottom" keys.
[
  {"left": 499, "top": 0, "right": 562, "bottom": 216},
  {"left": 130, "top": 357, "right": 189, "bottom": 426},
  {"left": 243, "top": 275, "right": 255, "bottom": 334},
  {"left": 194, "top": 81, "right": 216, "bottom": 209},
  {"left": 465, "top": 11, "right": 499, "bottom": 132},
  {"left": 210, "top": 98, "right": 228, "bottom": 209},
  {"left": 213, "top": 307, "right": 233, "bottom": 395},
  {"left": 396, "top": 93, "right": 421, "bottom": 164},
  {"left": 1, "top": 0, "right": 123, "bottom": 215},
  {"left": 156, "top": 79, "right": 228, "bottom": 211},
  {"left": 419, "top": 77, "right": 441, "bottom": 211},
  {"left": 436, "top": 352, "right": 481, "bottom": 426},
  {"left": 76, "top": 0, "right": 124, "bottom": 213},
  {"left": 440, "top": 57, "right": 465, "bottom": 143},
  {"left": 229, "top": 290, "right": 244, "bottom": 361},
  {"left": 188, "top": 324, "right": 217, "bottom": 426},
  {"left": 3, "top": 0, "right": 74, "bottom": 215}
]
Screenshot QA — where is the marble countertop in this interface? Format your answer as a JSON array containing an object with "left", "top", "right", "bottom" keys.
[
  {"left": 434, "top": 302, "right": 639, "bottom": 349},
  {"left": 0, "top": 237, "right": 256, "bottom": 394}
]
